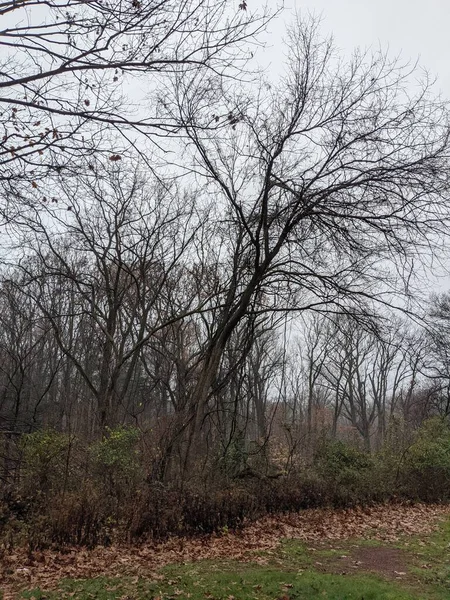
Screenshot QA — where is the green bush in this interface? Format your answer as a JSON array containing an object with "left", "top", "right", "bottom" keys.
[
  {"left": 313, "top": 440, "right": 375, "bottom": 505},
  {"left": 406, "top": 417, "right": 450, "bottom": 468},
  {"left": 20, "top": 429, "right": 75, "bottom": 496},
  {"left": 400, "top": 417, "right": 450, "bottom": 501},
  {"left": 217, "top": 437, "right": 249, "bottom": 478},
  {"left": 89, "top": 426, "right": 142, "bottom": 499}
]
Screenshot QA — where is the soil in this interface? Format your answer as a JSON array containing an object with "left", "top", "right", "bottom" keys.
[{"left": 339, "top": 546, "right": 409, "bottom": 577}]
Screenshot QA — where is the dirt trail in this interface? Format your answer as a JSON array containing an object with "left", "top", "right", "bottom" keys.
[
  {"left": 340, "top": 546, "right": 408, "bottom": 576},
  {"left": 1, "top": 502, "right": 449, "bottom": 598}
]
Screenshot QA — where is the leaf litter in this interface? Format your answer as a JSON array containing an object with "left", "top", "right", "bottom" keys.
[{"left": 1, "top": 502, "right": 449, "bottom": 599}]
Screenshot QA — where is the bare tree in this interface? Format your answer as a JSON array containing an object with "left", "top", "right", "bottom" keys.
[
  {"left": 12, "top": 166, "right": 205, "bottom": 432},
  {"left": 300, "top": 315, "right": 333, "bottom": 444},
  {"left": 423, "top": 292, "right": 450, "bottom": 416},
  {"left": 0, "top": 0, "right": 272, "bottom": 206},
  {"left": 167, "top": 16, "right": 450, "bottom": 451}
]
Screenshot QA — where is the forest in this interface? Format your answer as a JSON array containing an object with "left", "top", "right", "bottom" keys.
[{"left": 2, "top": 0, "right": 450, "bottom": 558}]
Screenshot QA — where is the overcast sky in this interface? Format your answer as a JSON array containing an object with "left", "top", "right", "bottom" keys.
[{"left": 263, "top": 0, "right": 450, "bottom": 95}]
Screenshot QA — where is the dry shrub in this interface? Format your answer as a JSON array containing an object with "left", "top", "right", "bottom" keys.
[{"left": 2, "top": 420, "right": 450, "bottom": 549}]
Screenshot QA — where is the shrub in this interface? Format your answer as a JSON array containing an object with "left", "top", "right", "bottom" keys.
[
  {"left": 400, "top": 417, "right": 450, "bottom": 501},
  {"left": 313, "top": 440, "right": 375, "bottom": 506},
  {"left": 217, "top": 437, "right": 249, "bottom": 478},
  {"left": 4, "top": 420, "right": 450, "bottom": 550},
  {"left": 89, "top": 426, "right": 142, "bottom": 499},
  {"left": 19, "top": 429, "right": 75, "bottom": 496}
]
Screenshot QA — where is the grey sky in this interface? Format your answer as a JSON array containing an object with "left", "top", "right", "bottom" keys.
[{"left": 263, "top": 0, "right": 450, "bottom": 95}]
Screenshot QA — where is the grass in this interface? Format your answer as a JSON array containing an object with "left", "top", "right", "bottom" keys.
[
  {"left": 21, "top": 567, "right": 419, "bottom": 600},
  {"left": 13, "top": 515, "right": 450, "bottom": 600},
  {"left": 398, "top": 518, "right": 450, "bottom": 595}
]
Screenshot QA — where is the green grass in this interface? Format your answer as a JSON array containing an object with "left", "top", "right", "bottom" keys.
[
  {"left": 22, "top": 567, "right": 419, "bottom": 600},
  {"left": 17, "top": 516, "right": 450, "bottom": 600},
  {"left": 395, "top": 518, "right": 450, "bottom": 596}
]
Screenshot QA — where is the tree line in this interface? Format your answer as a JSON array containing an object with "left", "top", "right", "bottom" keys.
[{"left": 1, "top": 3, "right": 450, "bottom": 488}]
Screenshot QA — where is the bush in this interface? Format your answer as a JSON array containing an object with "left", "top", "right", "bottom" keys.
[
  {"left": 313, "top": 440, "right": 375, "bottom": 506},
  {"left": 4, "top": 421, "right": 450, "bottom": 550},
  {"left": 217, "top": 437, "right": 249, "bottom": 478},
  {"left": 89, "top": 426, "right": 142, "bottom": 500},
  {"left": 399, "top": 417, "right": 450, "bottom": 501},
  {"left": 20, "top": 429, "right": 75, "bottom": 496},
  {"left": 42, "top": 486, "right": 105, "bottom": 547}
]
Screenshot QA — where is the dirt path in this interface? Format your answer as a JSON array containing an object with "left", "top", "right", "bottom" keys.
[
  {"left": 1, "top": 502, "right": 449, "bottom": 598},
  {"left": 339, "top": 546, "right": 408, "bottom": 577}
]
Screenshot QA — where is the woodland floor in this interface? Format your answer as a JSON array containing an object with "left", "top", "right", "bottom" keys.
[{"left": 2, "top": 503, "right": 450, "bottom": 599}]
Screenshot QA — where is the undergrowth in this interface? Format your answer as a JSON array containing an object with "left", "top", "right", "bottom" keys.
[{"left": 1, "top": 417, "right": 450, "bottom": 550}]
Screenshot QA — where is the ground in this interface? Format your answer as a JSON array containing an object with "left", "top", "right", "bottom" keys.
[{"left": 1, "top": 503, "right": 450, "bottom": 599}]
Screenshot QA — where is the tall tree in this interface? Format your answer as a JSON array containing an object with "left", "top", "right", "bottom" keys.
[{"left": 168, "top": 16, "right": 450, "bottom": 449}]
